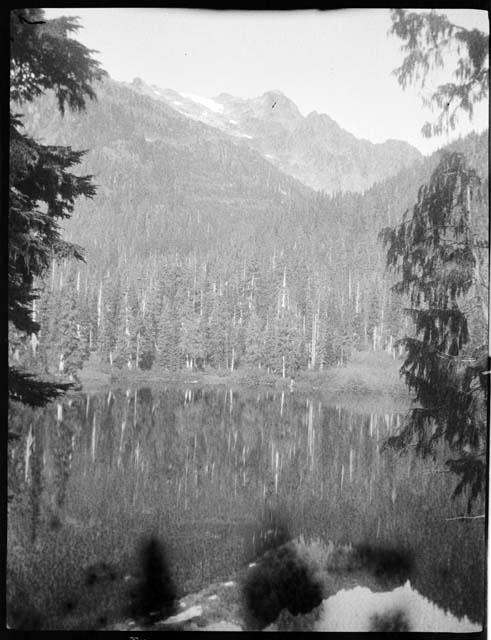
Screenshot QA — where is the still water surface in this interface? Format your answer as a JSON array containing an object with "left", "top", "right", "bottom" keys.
[{"left": 8, "top": 385, "right": 485, "bottom": 629}]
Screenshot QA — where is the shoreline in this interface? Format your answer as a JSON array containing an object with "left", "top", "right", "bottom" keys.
[{"left": 77, "top": 350, "right": 415, "bottom": 412}]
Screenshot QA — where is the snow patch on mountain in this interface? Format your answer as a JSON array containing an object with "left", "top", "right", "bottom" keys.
[{"left": 181, "top": 93, "right": 224, "bottom": 114}]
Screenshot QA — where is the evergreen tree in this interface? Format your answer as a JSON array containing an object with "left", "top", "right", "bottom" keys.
[
  {"left": 155, "top": 296, "right": 181, "bottom": 371},
  {"left": 56, "top": 276, "right": 90, "bottom": 379},
  {"left": 380, "top": 152, "right": 488, "bottom": 510},
  {"left": 9, "top": 8, "right": 105, "bottom": 406},
  {"left": 113, "top": 289, "right": 134, "bottom": 369},
  {"left": 383, "top": 7, "right": 489, "bottom": 511},
  {"left": 263, "top": 319, "right": 278, "bottom": 374},
  {"left": 276, "top": 309, "right": 303, "bottom": 377},
  {"left": 137, "top": 313, "right": 157, "bottom": 371},
  {"left": 179, "top": 298, "right": 205, "bottom": 370},
  {"left": 206, "top": 295, "right": 228, "bottom": 369},
  {"left": 98, "top": 275, "right": 120, "bottom": 367},
  {"left": 390, "top": 9, "right": 489, "bottom": 137},
  {"left": 244, "top": 310, "right": 264, "bottom": 368}
]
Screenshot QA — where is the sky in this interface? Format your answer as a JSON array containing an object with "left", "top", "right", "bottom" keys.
[{"left": 43, "top": 8, "right": 489, "bottom": 155}]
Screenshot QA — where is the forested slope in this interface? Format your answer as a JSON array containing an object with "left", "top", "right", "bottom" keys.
[{"left": 11, "top": 78, "right": 488, "bottom": 378}]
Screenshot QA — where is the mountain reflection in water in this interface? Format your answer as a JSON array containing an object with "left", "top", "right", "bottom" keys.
[{"left": 7, "top": 385, "right": 485, "bottom": 629}]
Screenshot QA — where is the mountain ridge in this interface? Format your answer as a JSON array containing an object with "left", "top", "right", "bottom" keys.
[{"left": 125, "top": 78, "right": 423, "bottom": 194}]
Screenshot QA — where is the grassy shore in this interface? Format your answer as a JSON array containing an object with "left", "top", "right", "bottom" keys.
[{"left": 78, "top": 350, "right": 413, "bottom": 412}]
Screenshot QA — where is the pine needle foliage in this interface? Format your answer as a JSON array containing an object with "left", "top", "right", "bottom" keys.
[
  {"left": 9, "top": 8, "right": 105, "bottom": 406},
  {"left": 379, "top": 152, "right": 488, "bottom": 512},
  {"left": 390, "top": 9, "right": 489, "bottom": 137},
  {"left": 385, "top": 7, "right": 489, "bottom": 513}
]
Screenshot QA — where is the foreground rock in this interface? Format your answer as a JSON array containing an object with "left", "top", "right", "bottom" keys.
[{"left": 106, "top": 578, "right": 244, "bottom": 631}]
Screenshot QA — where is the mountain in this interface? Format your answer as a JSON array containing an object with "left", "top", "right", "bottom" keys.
[
  {"left": 15, "top": 76, "right": 488, "bottom": 378},
  {"left": 21, "top": 78, "right": 316, "bottom": 266},
  {"left": 126, "top": 78, "right": 422, "bottom": 194}
]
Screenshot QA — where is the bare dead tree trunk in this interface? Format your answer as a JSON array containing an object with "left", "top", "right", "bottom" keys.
[{"left": 467, "top": 185, "right": 489, "bottom": 327}]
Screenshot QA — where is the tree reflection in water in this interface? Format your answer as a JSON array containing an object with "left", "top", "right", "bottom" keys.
[{"left": 7, "top": 386, "right": 485, "bottom": 629}]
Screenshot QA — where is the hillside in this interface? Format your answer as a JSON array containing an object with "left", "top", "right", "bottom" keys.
[
  {"left": 22, "top": 79, "right": 313, "bottom": 263},
  {"left": 13, "top": 77, "right": 488, "bottom": 380}
]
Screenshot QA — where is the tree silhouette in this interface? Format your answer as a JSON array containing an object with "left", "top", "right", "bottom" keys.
[
  {"left": 9, "top": 8, "right": 105, "bottom": 407},
  {"left": 380, "top": 152, "right": 488, "bottom": 509},
  {"left": 381, "top": 10, "right": 489, "bottom": 510},
  {"left": 390, "top": 8, "right": 489, "bottom": 137}
]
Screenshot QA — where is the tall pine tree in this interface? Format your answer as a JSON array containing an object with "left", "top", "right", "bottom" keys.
[
  {"left": 9, "top": 8, "right": 105, "bottom": 406},
  {"left": 381, "top": 10, "right": 489, "bottom": 510}
]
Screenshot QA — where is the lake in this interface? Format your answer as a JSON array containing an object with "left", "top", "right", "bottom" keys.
[{"left": 7, "top": 385, "right": 485, "bottom": 629}]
